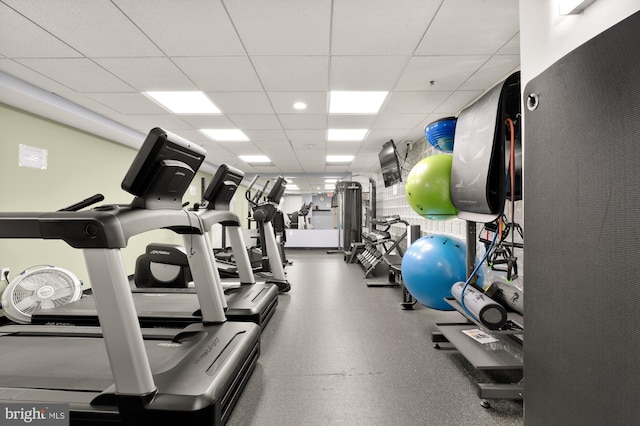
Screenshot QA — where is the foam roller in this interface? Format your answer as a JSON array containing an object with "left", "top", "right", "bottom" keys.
[{"left": 451, "top": 281, "right": 507, "bottom": 330}]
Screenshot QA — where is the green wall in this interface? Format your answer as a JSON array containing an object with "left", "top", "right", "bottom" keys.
[{"left": 0, "top": 103, "right": 212, "bottom": 293}]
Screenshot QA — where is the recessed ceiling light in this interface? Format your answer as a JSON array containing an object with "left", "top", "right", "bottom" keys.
[
  {"left": 327, "top": 129, "right": 368, "bottom": 141},
  {"left": 200, "top": 129, "right": 250, "bottom": 142},
  {"left": 145, "top": 91, "right": 220, "bottom": 114},
  {"left": 329, "top": 91, "right": 388, "bottom": 114},
  {"left": 326, "top": 155, "right": 354, "bottom": 163},
  {"left": 238, "top": 155, "right": 271, "bottom": 163},
  {"left": 293, "top": 101, "right": 307, "bottom": 110}
]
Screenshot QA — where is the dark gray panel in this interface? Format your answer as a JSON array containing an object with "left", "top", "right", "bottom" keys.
[{"left": 523, "top": 10, "right": 640, "bottom": 426}]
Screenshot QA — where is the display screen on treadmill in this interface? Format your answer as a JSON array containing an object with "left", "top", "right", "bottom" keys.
[{"left": 122, "top": 127, "right": 206, "bottom": 198}]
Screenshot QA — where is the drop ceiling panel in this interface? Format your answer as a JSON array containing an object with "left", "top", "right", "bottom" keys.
[
  {"left": 394, "top": 56, "right": 490, "bottom": 91},
  {"left": 373, "top": 114, "right": 427, "bottom": 130},
  {"left": 327, "top": 115, "right": 377, "bottom": 129},
  {"left": 224, "top": 0, "right": 331, "bottom": 55},
  {"left": 173, "top": 57, "right": 263, "bottom": 92},
  {"left": 213, "top": 141, "right": 263, "bottom": 156},
  {"left": 325, "top": 165, "right": 350, "bottom": 173},
  {"left": 329, "top": 56, "right": 409, "bottom": 91},
  {"left": 252, "top": 56, "right": 329, "bottom": 91},
  {"left": 381, "top": 91, "right": 452, "bottom": 114},
  {"left": 433, "top": 90, "right": 483, "bottom": 114},
  {"left": 203, "top": 148, "right": 242, "bottom": 168},
  {"left": 0, "top": 4, "right": 81, "bottom": 58},
  {"left": 404, "top": 126, "right": 429, "bottom": 143},
  {"left": 459, "top": 56, "right": 520, "bottom": 90},
  {"left": 0, "top": 60, "right": 80, "bottom": 96},
  {"left": 285, "top": 129, "right": 327, "bottom": 144},
  {"left": 295, "top": 149, "right": 329, "bottom": 173},
  {"left": 105, "top": 114, "right": 190, "bottom": 132},
  {"left": 289, "top": 139, "right": 327, "bottom": 151},
  {"left": 415, "top": 0, "right": 520, "bottom": 55},
  {"left": 93, "top": 58, "right": 196, "bottom": 91},
  {"left": 113, "top": 0, "right": 245, "bottom": 56},
  {"left": 85, "top": 92, "right": 168, "bottom": 115},
  {"left": 206, "top": 92, "right": 274, "bottom": 114},
  {"left": 267, "top": 92, "right": 328, "bottom": 114},
  {"left": 227, "top": 114, "right": 282, "bottom": 130},
  {"left": 279, "top": 114, "right": 328, "bottom": 130},
  {"left": 242, "top": 129, "right": 288, "bottom": 141},
  {"left": 498, "top": 34, "right": 521, "bottom": 55},
  {"left": 3, "top": 0, "right": 162, "bottom": 57},
  {"left": 331, "top": 0, "right": 442, "bottom": 55},
  {"left": 55, "top": 91, "right": 122, "bottom": 115},
  {"left": 15, "top": 58, "right": 134, "bottom": 92},
  {"left": 366, "top": 129, "right": 412, "bottom": 145},
  {"left": 326, "top": 142, "right": 361, "bottom": 155},
  {"left": 177, "top": 114, "right": 236, "bottom": 129}
]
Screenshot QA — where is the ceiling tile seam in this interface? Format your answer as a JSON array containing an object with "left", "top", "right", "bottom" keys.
[
  {"left": 408, "top": 0, "right": 446, "bottom": 57},
  {"left": 365, "top": 0, "right": 444, "bottom": 135},
  {"left": 9, "top": 58, "right": 88, "bottom": 96},
  {"left": 107, "top": 0, "right": 209, "bottom": 105},
  {"left": 1, "top": 1, "right": 85, "bottom": 59},
  {"left": 219, "top": 0, "right": 307, "bottom": 169}
]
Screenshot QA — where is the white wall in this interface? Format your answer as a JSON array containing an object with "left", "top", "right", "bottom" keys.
[{"left": 519, "top": 0, "right": 640, "bottom": 87}]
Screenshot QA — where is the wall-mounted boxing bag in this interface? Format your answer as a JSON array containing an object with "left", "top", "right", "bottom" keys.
[{"left": 450, "top": 72, "right": 521, "bottom": 223}]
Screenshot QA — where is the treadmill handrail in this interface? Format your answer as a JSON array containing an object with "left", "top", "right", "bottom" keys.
[{"left": 0, "top": 207, "right": 203, "bottom": 249}]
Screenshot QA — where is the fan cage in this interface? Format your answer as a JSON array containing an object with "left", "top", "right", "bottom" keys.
[{"left": 2, "top": 265, "right": 82, "bottom": 323}]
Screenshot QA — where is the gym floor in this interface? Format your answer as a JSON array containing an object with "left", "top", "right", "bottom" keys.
[{"left": 225, "top": 249, "right": 524, "bottom": 425}]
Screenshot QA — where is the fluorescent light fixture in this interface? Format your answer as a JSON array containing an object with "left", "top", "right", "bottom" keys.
[
  {"left": 200, "top": 128, "right": 249, "bottom": 142},
  {"left": 325, "top": 184, "right": 336, "bottom": 190},
  {"left": 327, "top": 128, "right": 368, "bottom": 141},
  {"left": 285, "top": 184, "right": 300, "bottom": 190},
  {"left": 326, "top": 155, "right": 354, "bottom": 163},
  {"left": 329, "top": 91, "right": 388, "bottom": 114},
  {"left": 558, "top": 0, "right": 596, "bottom": 14},
  {"left": 324, "top": 178, "right": 338, "bottom": 183},
  {"left": 145, "top": 91, "right": 220, "bottom": 114},
  {"left": 293, "top": 102, "right": 307, "bottom": 110},
  {"left": 238, "top": 155, "right": 271, "bottom": 163}
]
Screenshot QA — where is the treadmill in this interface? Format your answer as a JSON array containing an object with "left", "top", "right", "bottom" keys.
[
  {"left": 243, "top": 174, "right": 292, "bottom": 292},
  {"left": 0, "top": 127, "right": 260, "bottom": 425},
  {"left": 32, "top": 164, "right": 279, "bottom": 328}
]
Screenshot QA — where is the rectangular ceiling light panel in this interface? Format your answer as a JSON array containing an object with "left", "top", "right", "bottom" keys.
[
  {"left": 326, "top": 155, "right": 354, "bottom": 163},
  {"left": 238, "top": 155, "right": 271, "bottom": 163},
  {"left": 145, "top": 91, "right": 221, "bottom": 114},
  {"left": 200, "top": 128, "right": 250, "bottom": 141},
  {"left": 329, "top": 91, "right": 388, "bottom": 114},
  {"left": 327, "top": 128, "right": 368, "bottom": 141}
]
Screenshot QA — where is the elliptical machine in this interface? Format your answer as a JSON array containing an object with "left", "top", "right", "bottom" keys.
[{"left": 246, "top": 175, "right": 291, "bottom": 293}]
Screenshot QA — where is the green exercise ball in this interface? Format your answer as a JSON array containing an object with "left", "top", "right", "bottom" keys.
[{"left": 405, "top": 154, "right": 458, "bottom": 220}]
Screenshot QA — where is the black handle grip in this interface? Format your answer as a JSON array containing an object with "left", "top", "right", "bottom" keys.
[{"left": 58, "top": 194, "right": 105, "bottom": 212}]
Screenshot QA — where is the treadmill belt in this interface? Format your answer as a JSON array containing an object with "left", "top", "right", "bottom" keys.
[{"left": 0, "top": 335, "right": 183, "bottom": 391}]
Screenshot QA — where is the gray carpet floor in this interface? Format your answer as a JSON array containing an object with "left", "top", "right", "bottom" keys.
[{"left": 225, "top": 249, "right": 524, "bottom": 425}]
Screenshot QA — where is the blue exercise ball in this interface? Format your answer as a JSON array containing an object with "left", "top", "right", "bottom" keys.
[
  {"left": 425, "top": 117, "right": 457, "bottom": 153},
  {"left": 401, "top": 234, "right": 467, "bottom": 311}
]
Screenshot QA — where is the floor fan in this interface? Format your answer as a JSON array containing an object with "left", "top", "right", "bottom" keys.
[{"left": 0, "top": 265, "right": 82, "bottom": 324}]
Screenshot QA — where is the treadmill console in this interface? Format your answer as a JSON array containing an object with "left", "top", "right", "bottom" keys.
[
  {"left": 122, "top": 127, "right": 207, "bottom": 209},
  {"left": 203, "top": 163, "right": 245, "bottom": 211},
  {"left": 265, "top": 176, "right": 287, "bottom": 204}
]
